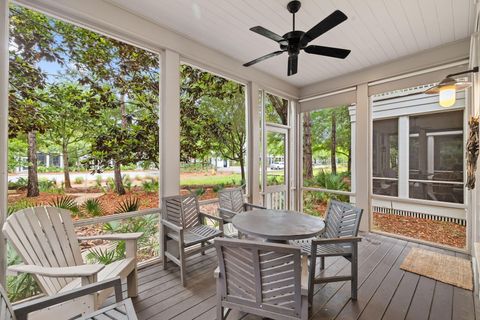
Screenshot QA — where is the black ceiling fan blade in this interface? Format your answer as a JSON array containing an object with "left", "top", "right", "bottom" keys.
[
  {"left": 302, "top": 10, "right": 348, "bottom": 44},
  {"left": 250, "top": 26, "right": 287, "bottom": 44},
  {"left": 288, "top": 55, "right": 298, "bottom": 76},
  {"left": 243, "top": 50, "right": 285, "bottom": 67},
  {"left": 304, "top": 45, "right": 351, "bottom": 59}
]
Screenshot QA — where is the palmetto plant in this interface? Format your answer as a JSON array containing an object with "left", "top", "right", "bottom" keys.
[
  {"left": 82, "top": 198, "right": 104, "bottom": 217},
  {"left": 7, "top": 245, "right": 40, "bottom": 302},
  {"left": 48, "top": 195, "right": 80, "bottom": 215},
  {"left": 115, "top": 197, "right": 140, "bottom": 213},
  {"left": 7, "top": 199, "right": 33, "bottom": 216}
]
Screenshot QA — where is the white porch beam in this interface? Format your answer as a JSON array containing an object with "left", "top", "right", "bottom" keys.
[
  {"left": 161, "top": 49, "right": 180, "bottom": 197},
  {"left": 247, "top": 82, "right": 261, "bottom": 204},
  {"left": 398, "top": 116, "right": 410, "bottom": 198},
  {"left": 0, "top": 0, "right": 8, "bottom": 287},
  {"left": 355, "top": 84, "right": 370, "bottom": 232}
]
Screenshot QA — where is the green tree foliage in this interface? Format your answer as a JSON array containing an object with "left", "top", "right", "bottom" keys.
[{"left": 9, "top": 5, "right": 63, "bottom": 196}]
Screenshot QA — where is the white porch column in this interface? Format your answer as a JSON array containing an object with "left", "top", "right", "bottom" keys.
[
  {"left": 398, "top": 116, "right": 409, "bottom": 198},
  {"left": 247, "top": 82, "right": 261, "bottom": 204},
  {"left": 160, "top": 49, "right": 180, "bottom": 198},
  {"left": 45, "top": 154, "right": 50, "bottom": 167},
  {"left": 355, "top": 84, "right": 370, "bottom": 232},
  {"left": 0, "top": 0, "right": 8, "bottom": 286}
]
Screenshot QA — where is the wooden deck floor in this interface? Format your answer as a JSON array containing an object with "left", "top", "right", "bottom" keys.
[{"left": 124, "top": 233, "right": 478, "bottom": 320}]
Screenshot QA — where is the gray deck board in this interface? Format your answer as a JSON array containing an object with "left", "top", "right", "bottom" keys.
[{"left": 121, "top": 233, "right": 476, "bottom": 320}]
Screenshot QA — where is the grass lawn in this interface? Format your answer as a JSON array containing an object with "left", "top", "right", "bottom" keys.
[{"left": 180, "top": 172, "right": 242, "bottom": 187}]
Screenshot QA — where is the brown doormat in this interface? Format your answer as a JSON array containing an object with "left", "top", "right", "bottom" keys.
[{"left": 400, "top": 248, "right": 473, "bottom": 290}]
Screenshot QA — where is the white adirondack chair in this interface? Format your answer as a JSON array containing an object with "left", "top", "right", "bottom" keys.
[{"left": 2, "top": 207, "right": 142, "bottom": 320}]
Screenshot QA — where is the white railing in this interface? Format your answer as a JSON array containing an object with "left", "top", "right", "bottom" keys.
[{"left": 264, "top": 190, "right": 287, "bottom": 210}]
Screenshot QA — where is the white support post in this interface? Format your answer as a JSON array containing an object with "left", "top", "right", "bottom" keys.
[
  {"left": 0, "top": 0, "right": 8, "bottom": 287},
  {"left": 398, "top": 116, "right": 410, "bottom": 198},
  {"left": 247, "top": 82, "right": 261, "bottom": 204},
  {"left": 355, "top": 84, "right": 370, "bottom": 232},
  {"left": 160, "top": 49, "right": 180, "bottom": 198}
]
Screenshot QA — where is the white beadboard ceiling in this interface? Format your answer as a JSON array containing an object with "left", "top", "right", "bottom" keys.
[{"left": 106, "top": 0, "right": 475, "bottom": 87}]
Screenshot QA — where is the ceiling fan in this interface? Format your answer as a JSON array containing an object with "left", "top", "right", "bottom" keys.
[{"left": 243, "top": 0, "right": 351, "bottom": 76}]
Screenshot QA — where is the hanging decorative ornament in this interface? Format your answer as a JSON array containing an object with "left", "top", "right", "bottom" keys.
[{"left": 466, "top": 116, "right": 479, "bottom": 190}]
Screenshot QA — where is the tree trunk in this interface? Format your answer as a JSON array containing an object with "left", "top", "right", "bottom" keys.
[
  {"left": 113, "top": 92, "right": 127, "bottom": 195},
  {"left": 331, "top": 112, "right": 337, "bottom": 175},
  {"left": 62, "top": 144, "right": 72, "bottom": 189},
  {"left": 303, "top": 113, "right": 313, "bottom": 180},
  {"left": 347, "top": 145, "right": 352, "bottom": 173},
  {"left": 239, "top": 157, "right": 246, "bottom": 185},
  {"left": 27, "top": 131, "right": 39, "bottom": 197},
  {"left": 114, "top": 161, "right": 126, "bottom": 195}
]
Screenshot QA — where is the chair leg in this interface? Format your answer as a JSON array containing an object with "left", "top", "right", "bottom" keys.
[
  {"left": 308, "top": 255, "right": 317, "bottom": 309},
  {"left": 351, "top": 243, "right": 358, "bottom": 300},
  {"left": 201, "top": 242, "right": 206, "bottom": 255},
  {"left": 216, "top": 305, "right": 224, "bottom": 320},
  {"left": 179, "top": 242, "right": 187, "bottom": 287},
  {"left": 127, "top": 268, "right": 138, "bottom": 297},
  {"left": 320, "top": 256, "right": 325, "bottom": 270},
  {"left": 162, "top": 227, "right": 168, "bottom": 270}
]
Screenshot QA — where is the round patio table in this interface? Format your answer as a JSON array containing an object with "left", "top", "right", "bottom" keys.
[{"left": 232, "top": 209, "right": 325, "bottom": 243}]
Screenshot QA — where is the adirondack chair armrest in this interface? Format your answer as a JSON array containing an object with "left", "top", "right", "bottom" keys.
[
  {"left": 244, "top": 203, "right": 266, "bottom": 210},
  {"left": 78, "top": 232, "right": 144, "bottom": 241},
  {"left": 214, "top": 266, "right": 220, "bottom": 279},
  {"left": 13, "top": 277, "right": 123, "bottom": 320},
  {"left": 8, "top": 264, "right": 104, "bottom": 278},
  {"left": 161, "top": 219, "right": 183, "bottom": 232},
  {"left": 300, "top": 255, "right": 308, "bottom": 296},
  {"left": 312, "top": 236, "right": 362, "bottom": 246}
]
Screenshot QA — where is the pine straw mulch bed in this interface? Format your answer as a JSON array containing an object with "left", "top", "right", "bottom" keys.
[{"left": 372, "top": 212, "right": 466, "bottom": 248}]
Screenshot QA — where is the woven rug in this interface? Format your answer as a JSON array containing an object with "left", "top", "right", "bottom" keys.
[{"left": 400, "top": 248, "right": 473, "bottom": 290}]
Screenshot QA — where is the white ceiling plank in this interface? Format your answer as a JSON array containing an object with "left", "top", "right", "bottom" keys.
[{"left": 104, "top": 0, "right": 474, "bottom": 87}]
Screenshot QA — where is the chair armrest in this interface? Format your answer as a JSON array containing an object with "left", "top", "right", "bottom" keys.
[
  {"left": 13, "top": 277, "right": 123, "bottom": 320},
  {"left": 8, "top": 264, "right": 104, "bottom": 278},
  {"left": 200, "top": 212, "right": 223, "bottom": 222},
  {"left": 161, "top": 219, "right": 183, "bottom": 231},
  {"left": 78, "top": 232, "right": 143, "bottom": 241},
  {"left": 300, "top": 255, "right": 308, "bottom": 296},
  {"left": 218, "top": 208, "right": 237, "bottom": 219},
  {"left": 312, "top": 236, "right": 362, "bottom": 245},
  {"left": 214, "top": 266, "right": 220, "bottom": 279},
  {"left": 244, "top": 203, "right": 266, "bottom": 210}
]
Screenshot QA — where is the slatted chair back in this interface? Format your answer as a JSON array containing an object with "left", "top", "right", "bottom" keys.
[
  {"left": 215, "top": 238, "right": 303, "bottom": 319},
  {"left": 162, "top": 194, "right": 201, "bottom": 229},
  {"left": 323, "top": 200, "right": 363, "bottom": 239},
  {"left": 218, "top": 187, "right": 245, "bottom": 213},
  {"left": 0, "top": 284, "right": 15, "bottom": 320},
  {"left": 2, "top": 207, "right": 84, "bottom": 296}
]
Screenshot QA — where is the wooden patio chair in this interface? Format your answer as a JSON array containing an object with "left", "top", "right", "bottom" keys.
[
  {"left": 2, "top": 207, "right": 142, "bottom": 319},
  {"left": 218, "top": 187, "right": 265, "bottom": 237},
  {"left": 214, "top": 238, "right": 309, "bottom": 320},
  {"left": 161, "top": 194, "right": 224, "bottom": 286},
  {"left": 1, "top": 277, "right": 137, "bottom": 320},
  {"left": 291, "top": 200, "right": 363, "bottom": 309}
]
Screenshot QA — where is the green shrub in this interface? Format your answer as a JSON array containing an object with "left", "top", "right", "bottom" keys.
[
  {"left": 82, "top": 198, "right": 103, "bottom": 217},
  {"left": 74, "top": 176, "right": 84, "bottom": 184},
  {"left": 106, "top": 177, "right": 115, "bottom": 191},
  {"left": 8, "top": 177, "right": 27, "bottom": 190},
  {"left": 305, "top": 170, "right": 348, "bottom": 191},
  {"left": 49, "top": 196, "right": 80, "bottom": 215},
  {"left": 115, "top": 197, "right": 140, "bottom": 213},
  {"left": 7, "top": 246, "right": 40, "bottom": 302},
  {"left": 38, "top": 178, "right": 57, "bottom": 192},
  {"left": 194, "top": 187, "right": 206, "bottom": 197},
  {"left": 212, "top": 183, "right": 226, "bottom": 193},
  {"left": 141, "top": 178, "right": 158, "bottom": 193},
  {"left": 123, "top": 175, "right": 132, "bottom": 191},
  {"left": 7, "top": 199, "right": 33, "bottom": 216}
]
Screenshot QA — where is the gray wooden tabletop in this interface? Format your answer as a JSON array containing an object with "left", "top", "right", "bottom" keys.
[{"left": 232, "top": 209, "right": 325, "bottom": 242}]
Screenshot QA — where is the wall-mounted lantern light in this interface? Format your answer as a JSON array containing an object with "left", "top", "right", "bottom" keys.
[{"left": 424, "top": 66, "right": 478, "bottom": 107}]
